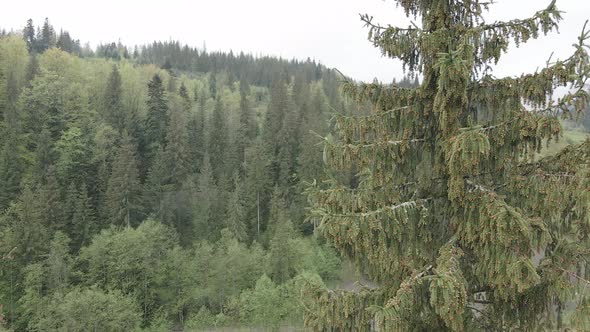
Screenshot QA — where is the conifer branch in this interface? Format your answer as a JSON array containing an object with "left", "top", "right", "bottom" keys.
[
  {"left": 1, "top": 247, "right": 17, "bottom": 260},
  {"left": 329, "top": 138, "right": 426, "bottom": 149},
  {"left": 556, "top": 267, "right": 590, "bottom": 285},
  {"left": 331, "top": 105, "right": 413, "bottom": 120},
  {"left": 471, "top": 2, "right": 561, "bottom": 35},
  {"left": 313, "top": 199, "right": 429, "bottom": 218},
  {"left": 360, "top": 14, "right": 419, "bottom": 33}
]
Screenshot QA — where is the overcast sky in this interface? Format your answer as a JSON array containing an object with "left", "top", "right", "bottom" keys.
[{"left": 1, "top": 0, "right": 589, "bottom": 82}]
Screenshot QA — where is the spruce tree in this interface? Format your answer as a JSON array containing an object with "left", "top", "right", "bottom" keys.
[
  {"left": 187, "top": 95, "right": 206, "bottom": 173},
  {"left": 225, "top": 172, "right": 247, "bottom": 242},
  {"left": 22, "top": 19, "right": 36, "bottom": 53},
  {"left": 195, "top": 154, "right": 219, "bottom": 240},
  {"left": 70, "top": 183, "right": 96, "bottom": 249},
  {"left": 0, "top": 131, "right": 23, "bottom": 210},
  {"left": 209, "top": 72, "right": 217, "bottom": 99},
  {"left": 105, "top": 134, "right": 141, "bottom": 228},
  {"left": 38, "top": 167, "right": 65, "bottom": 233},
  {"left": 304, "top": 1, "right": 590, "bottom": 331},
  {"left": 208, "top": 96, "right": 228, "bottom": 183},
  {"left": 143, "top": 146, "right": 170, "bottom": 222},
  {"left": 104, "top": 65, "right": 124, "bottom": 132},
  {"left": 234, "top": 83, "right": 257, "bottom": 173},
  {"left": 179, "top": 82, "right": 191, "bottom": 111},
  {"left": 145, "top": 73, "right": 169, "bottom": 163},
  {"left": 163, "top": 106, "right": 191, "bottom": 186},
  {"left": 37, "top": 18, "right": 56, "bottom": 53},
  {"left": 267, "top": 188, "right": 298, "bottom": 284}
]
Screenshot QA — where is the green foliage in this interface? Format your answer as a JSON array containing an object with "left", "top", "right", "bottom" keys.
[
  {"left": 306, "top": 1, "right": 590, "bottom": 331},
  {"left": 185, "top": 306, "right": 215, "bottom": 330},
  {"left": 105, "top": 134, "right": 142, "bottom": 227},
  {"left": 31, "top": 287, "right": 141, "bottom": 332},
  {"left": 238, "top": 274, "right": 284, "bottom": 330},
  {"left": 79, "top": 219, "right": 177, "bottom": 322},
  {"left": 0, "top": 21, "right": 344, "bottom": 330},
  {"left": 145, "top": 73, "right": 169, "bottom": 160},
  {"left": 225, "top": 172, "right": 247, "bottom": 241},
  {"left": 54, "top": 126, "right": 91, "bottom": 186},
  {"left": 209, "top": 97, "right": 228, "bottom": 182},
  {"left": 103, "top": 65, "right": 124, "bottom": 131}
]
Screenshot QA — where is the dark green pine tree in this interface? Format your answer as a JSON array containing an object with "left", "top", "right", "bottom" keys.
[
  {"left": 37, "top": 166, "right": 65, "bottom": 233},
  {"left": 297, "top": 88, "right": 327, "bottom": 184},
  {"left": 233, "top": 81, "right": 257, "bottom": 173},
  {"left": 179, "top": 82, "right": 191, "bottom": 111},
  {"left": 225, "top": 172, "right": 247, "bottom": 242},
  {"left": 208, "top": 96, "right": 228, "bottom": 183},
  {"left": 243, "top": 138, "right": 273, "bottom": 240},
  {"left": 37, "top": 18, "right": 56, "bottom": 53},
  {"left": 103, "top": 65, "right": 125, "bottom": 132},
  {"left": 267, "top": 188, "right": 298, "bottom": 284},
  {"left": 304, "top": 1, "right": 590, "bottom": 331},
  {"left": 163, "top": 107, "right": 191, "bottom": 186},
  {"left": 22, "top": 19, "right": 37, "bottom": 53},
  {"left": 209, "top": 72, "right": 217, "bottom": 99},
  {"left": 64, "top": 182, "right": 95, "bottom": 250},
  {"left": 195, "top": 154, "right": 223, "bottom": 240},
  {"left": 144, "top": 73, "right": 169, "bottom": 164},
  {"left": 143, "top": 146, "right": 170, "bottom": 222},
  {"left": 105, "top": 134, "right": 141, "bottom": 228},
  {"left": 187, "top": 95, "right": 206, "bottom": 173},
  {"left": 30, "top": 128, "right": 53, "bottom": 185},
  {"left": 0, "top": 131, "right": 24, "bottom": 210},
  {"left": 263, "top": 79, "right": 290, "bottom": 184},
  {"left": 70, "top": 183, "right": 96, "bottom": 250},
  {"left": 276, "top": 98, "right": 302, "bottom": 195}
]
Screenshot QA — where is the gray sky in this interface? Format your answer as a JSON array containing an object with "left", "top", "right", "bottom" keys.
[{"left": 2, "top": 0, "right": 589, "bottom": 82}]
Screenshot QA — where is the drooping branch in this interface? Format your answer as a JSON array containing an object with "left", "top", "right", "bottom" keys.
[{"left": 470, "top": 21, "right": 590, "bottom": 115}]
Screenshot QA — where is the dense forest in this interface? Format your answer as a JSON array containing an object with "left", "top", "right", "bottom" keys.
[
  {"left": 0, "top": 17, "right": 396, "bottom": 331},
  {"left": 2, "top": 1, "right": 590, "bottom": 331}
]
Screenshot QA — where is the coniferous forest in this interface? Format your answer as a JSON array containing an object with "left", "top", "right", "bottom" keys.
[{"left": 1, "top": 1, "right": 590, "bottom": 331}]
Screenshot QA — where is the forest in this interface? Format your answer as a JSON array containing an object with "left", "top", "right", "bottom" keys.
[
  {"left": 0, "top": 17, "right": 378, "bottom": 331},
  {"left": 2, "top": 0, "right": 590, "bottom": 331}
]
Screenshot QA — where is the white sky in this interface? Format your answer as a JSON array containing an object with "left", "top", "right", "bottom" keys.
[{"left": 1, "top": 0, "right": 589, "bottom": 82}]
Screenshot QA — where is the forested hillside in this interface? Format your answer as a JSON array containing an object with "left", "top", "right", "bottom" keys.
[{"left": 0, "top": 18, "right": 369, "bottom": 331}]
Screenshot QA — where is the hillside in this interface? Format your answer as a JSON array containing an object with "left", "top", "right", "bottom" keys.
[{"left": 0, "top": 18, "right": 359, "bottom": 331}]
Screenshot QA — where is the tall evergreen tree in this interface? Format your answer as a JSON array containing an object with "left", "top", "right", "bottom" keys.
[
  {"left": 304, "top": 1, "right": 590, "bottom": 331},
  {"left": 37, "top": 167, "right": 65, "bottom": 233},
  {"left": 263, "top": 79, "right": 291, "bottom": 185},
  {"left": 144, "top": 73, "right": 169, "bottom": 164},
  {"left": 233, "top": 83, "right": 257, "bottom": 173},
  {"left": 187, "top": 95, "right": 206, "bottom": 173},
  {"left": 225, "top": 172, "right": 247, "bottom": 242},
  {"left": 70, "top": 183, "right": 96, "bottom": 250},
  {"left": 209, "top": 72, "right": 217, "bottom": 99},
  {"left": 0, "top": 131, "right": 24, "bottom": 210},
  {"left": 22, "top": 19, "right": 36, "bottom": 53},
  {"left": 37, "top": 18, "right": 56, "bottom": 53},
  {"left": 105, "top": 134, "right": 141, "bottom": 228},
  {"left": 267, "top": 189, "right": 298, "bottom": 284},
  {"left": 195, "top": 154, "right": 222, "bottom": 240},
  {"left": 103, "top": 65, "right": 124, "bottom": 132},
  {"left": 208, "top": 97, "right": 228, "bottom": 183},
  {"left": 179, "top": 82, "right": 191, "bottom": 111},
  {"left": 163, "top": 107, "right": 191, "bottom": 186},
  {"left": 143, "top": 146, "right": 169, "bottom": 222},
  {"left": 243, "top": 139, "right": 273, "bottom": 240}
]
